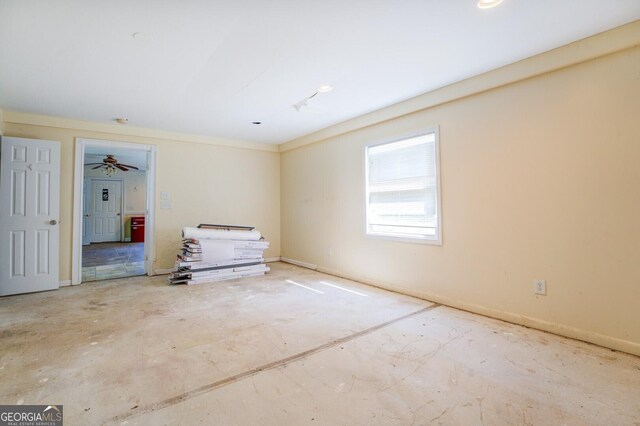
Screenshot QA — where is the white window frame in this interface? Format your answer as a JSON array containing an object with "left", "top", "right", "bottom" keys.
[{"left": 364, "top": 127, "right": 442, "bottom": 245}]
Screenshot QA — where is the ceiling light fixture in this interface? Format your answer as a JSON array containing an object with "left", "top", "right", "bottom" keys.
[
  {"left": 477, "top": 0, "right": 504, "bottom": 9},
  {"left": 292, "top": 99, "right": 309, "bottom": 112},
  {"left": 103, "top": 164, "right": 117, "bottom": 177},
  {"left": 252, "top": 121, "right": 262, "bottom": 125},
  {"left": 115, "top": 118, "right": 128, "bottom": 124},
  {"left": 293, "top": 85, "right": 334, "bottom": 112}
]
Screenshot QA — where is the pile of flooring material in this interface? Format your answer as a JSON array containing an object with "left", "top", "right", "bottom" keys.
[{"left": 169, "top": 226, "right": 270, "bottom": 285}]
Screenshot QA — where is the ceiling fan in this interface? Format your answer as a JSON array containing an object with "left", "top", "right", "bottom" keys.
[{"left": 85, "top": 155, "right": 139, "bottom": 176}]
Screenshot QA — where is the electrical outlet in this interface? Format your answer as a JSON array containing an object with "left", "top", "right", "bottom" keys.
[
  {"left": 161, "top": 200, "right": 172, "bottom": 209},
  {"left": 533, "top": 279, "right": 547, "bottom": 296},
  {"left": 328, "top": 247, "right": 333, "bottom": 257}
]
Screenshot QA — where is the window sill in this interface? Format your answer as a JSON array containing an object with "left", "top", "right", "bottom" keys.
[{"left": 365, "top": 232, "right": 442, "bottom": 246}]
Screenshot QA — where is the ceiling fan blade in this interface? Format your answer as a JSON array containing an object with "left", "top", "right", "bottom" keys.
[
  {"left": 92, "top": 165, "right": 104, "bottom": 169},
  {"left": 85, "top": 162, "right": 105, "bottom": 166},
  {"left": 118, "top": 163, "right": 139, "bottom": 170},
  {"left": 115, "top": 164, "right": 129, "bottom": 171}
]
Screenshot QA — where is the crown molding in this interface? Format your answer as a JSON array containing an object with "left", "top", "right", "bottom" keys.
[{"left": 2, "top": 110, "right": 279, "bottom": 153}]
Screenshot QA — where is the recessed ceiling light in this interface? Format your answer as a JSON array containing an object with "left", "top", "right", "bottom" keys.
[
  {"left": 477, "top": 0, "right": 504, "bottom": 9},
  {"left": 115, "top": 118, "right": 128, "bottom": 124},
  {"left": 317, "top": 85, "right": 333, "bottom": 93}
]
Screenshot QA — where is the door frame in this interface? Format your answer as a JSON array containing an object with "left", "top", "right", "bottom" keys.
[
  {"left": 85, "top": 177, "right": 125, "bottom": 243},
  {"left": 72, "top": 138, "right": 157, "bottom": 285}
]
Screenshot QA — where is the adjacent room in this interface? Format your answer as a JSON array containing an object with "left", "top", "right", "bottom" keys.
[
  {"left": 0, "top": 1, "right": 639, "bottom": 425},
  {"left": 82, "top": 146, "right": 149, "bottom": 282}
]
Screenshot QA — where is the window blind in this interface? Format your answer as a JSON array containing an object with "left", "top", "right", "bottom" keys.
[{"left": 366, "top": 132, "right": 438, "bottom": 239}]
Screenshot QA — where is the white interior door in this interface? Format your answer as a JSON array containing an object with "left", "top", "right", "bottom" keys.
[
  {"left": 88, "top": 179, "right": 122, "bottom": 243},
  {"left": 82, "top": 178, "right": 90, "bottom": 245},
  {"left": 0, "top": 137, "right": 60, "bottom": 296}
]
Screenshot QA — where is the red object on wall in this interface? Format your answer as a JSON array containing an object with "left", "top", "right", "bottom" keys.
[{"left": 131, "top": 216, "right": 145, "bottom": 242}]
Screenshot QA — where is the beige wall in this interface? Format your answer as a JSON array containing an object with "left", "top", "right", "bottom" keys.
[
  {"left": 122, "top": 171, "right": 147, "bottom": 214},
  {"left": 2, "top": 123, "right": 281, "bottom": 279},
  {"left": 281, "top": 47, "right": 640, "bottom": 355}
]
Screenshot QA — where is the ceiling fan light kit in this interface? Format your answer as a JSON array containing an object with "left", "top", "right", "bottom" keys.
[
  {"left": 103, "top": 165, "right": 117, "bottom": 177},
  {"left": 85, "top": 154, "right": 140, "bottom": 177}
]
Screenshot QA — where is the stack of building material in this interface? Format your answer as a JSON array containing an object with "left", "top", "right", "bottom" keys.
[
  {"left": 169, "top": 226, "right": 270, "bottom": 285},
  {"left": 177, "top": 240, "right": 203, "bottom": 262}
]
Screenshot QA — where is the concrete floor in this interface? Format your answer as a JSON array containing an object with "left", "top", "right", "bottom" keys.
[{"left": 1, "top": 262, "right": 638, "bottom": 425}]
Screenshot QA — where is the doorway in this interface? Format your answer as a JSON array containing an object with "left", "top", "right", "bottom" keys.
[{"left": 72, "top": 138, "right": 157, "bottom": 285}]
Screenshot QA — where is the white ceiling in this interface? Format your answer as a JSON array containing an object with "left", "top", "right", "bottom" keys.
[{"left": 1, "top": 1, "right": 639, "bottom": 145}]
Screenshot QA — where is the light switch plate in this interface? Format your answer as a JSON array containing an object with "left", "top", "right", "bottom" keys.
[
  {"left": 160, "top": 191, "right": 169, "bottom": 200},
  {"left": 533, "top": 279, "right": 547, "bottom": 296},
  {"left": 161, "top": 200, "right": 172, "bottom": 209}
]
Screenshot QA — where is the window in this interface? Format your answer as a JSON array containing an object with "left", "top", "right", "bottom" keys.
[{"left": 365, "top": 129, "right": 441, "bottom": 243}]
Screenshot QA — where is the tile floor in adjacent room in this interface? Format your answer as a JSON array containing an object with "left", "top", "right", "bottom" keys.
[
  {"left": 82, "top": 242, "right": 145, "bottom": 281},
  {"left": 1, "top": 262, "right": 639, "bottom": 425}
]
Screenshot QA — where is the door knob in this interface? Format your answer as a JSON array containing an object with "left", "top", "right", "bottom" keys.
[
  {"left": 84, "top": 214, "right": 91, "bottom": 217},
  {"left": 49, "top": 220, "right": 57, "bottom": 225}
]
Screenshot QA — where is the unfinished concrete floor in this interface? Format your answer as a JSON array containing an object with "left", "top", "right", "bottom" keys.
[{"left": 1, "top": 262, "right": 638, "bottom": 425}]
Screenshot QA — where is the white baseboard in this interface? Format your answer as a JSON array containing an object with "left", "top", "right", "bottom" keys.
[
  {"left": 280, "top": 257, "right": 317, "bottom": 270},
  {"left": 314, "top": 264, "right": 640, "bottom": 357},
  {"left": 265, "top": 257, "right": 281, "bottom": 263},
  {"left": 59, "top": 280, "right": 71, "bottom": 287}
]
